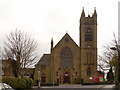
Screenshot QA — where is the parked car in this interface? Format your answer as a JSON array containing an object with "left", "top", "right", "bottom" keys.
[{"left": 0, "top": 83, "right": 15, "bottom": 90}]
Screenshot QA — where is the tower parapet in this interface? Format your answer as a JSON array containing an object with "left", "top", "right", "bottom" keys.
[{"left": 80, "top": 7, "right": 97, "bottom": 25}]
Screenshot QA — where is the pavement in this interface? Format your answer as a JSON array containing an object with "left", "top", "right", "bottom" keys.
[{"left": 32, "top": 84, "right": 115, "bottom": 89}]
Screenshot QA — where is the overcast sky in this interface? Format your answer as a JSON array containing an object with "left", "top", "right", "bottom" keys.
[{"left": 0, "top": 0, "right": 119, "bottom": 58}]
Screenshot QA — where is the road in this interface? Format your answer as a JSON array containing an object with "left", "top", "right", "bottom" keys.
[{"left": 30, "top": 84, "right": 115, "bottom": 90}]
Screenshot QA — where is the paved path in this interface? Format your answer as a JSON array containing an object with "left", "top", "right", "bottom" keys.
[{"left": 32, "top": 84, "right": 115, "bottom": 89}]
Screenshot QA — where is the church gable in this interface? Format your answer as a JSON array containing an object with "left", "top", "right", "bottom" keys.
[
  {"left": 54, "top": 33, "right": 79, "bottom": 50},
  {"left": 53, "top": 33, "right": 80, "bottom": 73}
]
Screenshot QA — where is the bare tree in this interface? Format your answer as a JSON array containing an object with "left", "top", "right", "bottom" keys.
[
  {"left": 3, "top": 30, "right": 39, "bottom": 77},
  {"left": 97, "top": 33, "right": 118, "bottom": 73}
]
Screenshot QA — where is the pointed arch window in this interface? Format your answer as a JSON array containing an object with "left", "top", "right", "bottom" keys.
[
  {"left": 87, "top": 67, "right": 91, "bottom": 76},
  {"left": 60, "top": 47, "right": 73, "bottom": 67}
]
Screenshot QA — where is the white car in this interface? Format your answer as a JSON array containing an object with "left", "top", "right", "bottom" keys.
[{"left": 0, "top": 83, "right": 15, "bottom": 90}]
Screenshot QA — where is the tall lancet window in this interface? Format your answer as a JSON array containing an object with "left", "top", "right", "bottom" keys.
[
  {"left": 60, "top": 47, "right": 73, "bottom": 67},
  {"left": 85, "top": 28, "right": 93, "bottom": 41},
  {"left": 87, "top": 67, "right": 91, "bottom": 76}
]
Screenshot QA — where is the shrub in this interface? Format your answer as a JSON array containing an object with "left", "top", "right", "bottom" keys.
[
  {"left": 24, "top": 78, "right": 29, "bottom": 88},
  {"left": 2, "top": 77, "right": 18, "bottom": 89},
  {"left": 17, "top": 78, "right": 26, "bottom": 88},
  {"left": 2, "top": 77, "right": 34, "bottom": 89},
  {"left": 29, "top": 78, "right": 33, "bottom": 88},
  {"left": 9, "top": 77, "right": 18, "bottom": 89},
  {"left": 24, "top": 78, "right": 33, "bottom": 88}
]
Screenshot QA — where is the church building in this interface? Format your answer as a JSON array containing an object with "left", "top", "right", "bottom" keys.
[{"left": 34, "top": 8, "right": 98, "bottom": 84}]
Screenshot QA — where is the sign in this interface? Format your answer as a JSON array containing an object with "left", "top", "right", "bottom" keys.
[
  {"left": 100, "top": 78, "right": 103, "bottom": 82},
  {"left": 92, "top": 77, "right": 104, "bottom": 82},
  {"left": 92, "top": 77, "right": 99, "bottom": 82}
]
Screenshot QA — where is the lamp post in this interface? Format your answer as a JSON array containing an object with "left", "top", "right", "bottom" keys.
[
  {"left": 37, "top": 69, "right": 40, "bottom": 88},
  {"left": 111, "top": 46, "right": 120, "bottom": 89}
]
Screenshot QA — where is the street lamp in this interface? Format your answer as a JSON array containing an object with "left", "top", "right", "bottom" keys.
[
  {"left": 37, "top": 69, "right": 40, "bottom": 88},
  {"left": 111, "top": 46, "right": 120, "bottom": 89}
]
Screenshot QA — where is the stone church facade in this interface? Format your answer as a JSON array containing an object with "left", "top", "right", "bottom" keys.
[{"left": 34, "top": 8, "right": 97, "bottom": 84}]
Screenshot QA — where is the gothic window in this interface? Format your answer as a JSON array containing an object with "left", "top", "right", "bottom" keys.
[
  {"left": 90, "top": 52, "right": 91, "bottom": 64},
  {"left": 56, "top": 72, "right": 58, "bottom": 76},
  {"left": 65, "top": 38, "right": 69, "bottom": 42},
  {"left": 87, "top": 68, "right": 91, "bottom": 76},
  {"left": 60, "top": 47, "right": 73, "bottom": 67},
  {"left": 85, "top": 28, "right": 93, "bottom": 41},
  {"left": 87, "top": 53, "right": 88, "bottom": 64}
]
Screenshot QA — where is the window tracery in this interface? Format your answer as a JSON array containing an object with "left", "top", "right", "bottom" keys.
[{"left": 60, "top": 47, "right": 73, "bottom": 67}]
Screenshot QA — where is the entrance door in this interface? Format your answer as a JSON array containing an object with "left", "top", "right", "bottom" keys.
[
  {"left": 41, "top": 73, "right": 46, "bottom": 83},
  {"left": 63, "top": 72, "right": 70, "bottom": 83}
]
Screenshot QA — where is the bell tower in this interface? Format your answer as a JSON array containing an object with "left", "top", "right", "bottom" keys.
[{"left": 80, "top": 7, "right": 97, "bottom": 83}]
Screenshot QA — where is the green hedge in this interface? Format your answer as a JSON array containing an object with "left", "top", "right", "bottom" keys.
[
  {"left": 18, "top": 78, "right": 26, "bottom": 88},
  {"left": 24, "top": 78, "right": 33, "bottom": 88},
  {"left": 2, "top": 77, "right": 19, "bottom": 89},
  {"left": 2, "top": 77, "right": 33, "bottom": 89}
]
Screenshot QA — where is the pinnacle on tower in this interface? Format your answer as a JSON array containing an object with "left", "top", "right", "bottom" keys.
[
  {"left": 94, "top": 7, "right": 97, "bottom": 15},
  {"left": 81, "top": 7, "right": 85, "bottom": 17},
  {"left": 51, "top": 37, "right": 53, "bottom": 50}
]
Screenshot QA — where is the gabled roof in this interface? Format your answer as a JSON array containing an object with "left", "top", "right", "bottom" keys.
[
  {"left": 36, "top": 54, "right": 50, "bottom": 66},
  {"left": 54, "top": 33, "right": 79, "bottom": 48}
]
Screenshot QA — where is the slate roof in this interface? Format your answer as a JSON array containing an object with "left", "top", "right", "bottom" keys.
[{"left": 36, "top": 54, "right": 50, "bottom": 66}]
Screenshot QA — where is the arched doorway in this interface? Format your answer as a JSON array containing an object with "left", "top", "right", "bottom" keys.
[
  {"left": 41, "top": 73, "right": 46, "bottom": 83},
  {"left": 63, "top": 72, "right": 70, "bottom": 83}
]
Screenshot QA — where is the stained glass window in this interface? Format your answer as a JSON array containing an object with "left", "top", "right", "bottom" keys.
[
  {"left": 87, "top": 68, "right": 91, "bottom": 75},
  {"left": 60, "top": 47, "right": 73, "bottom": 67}
]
